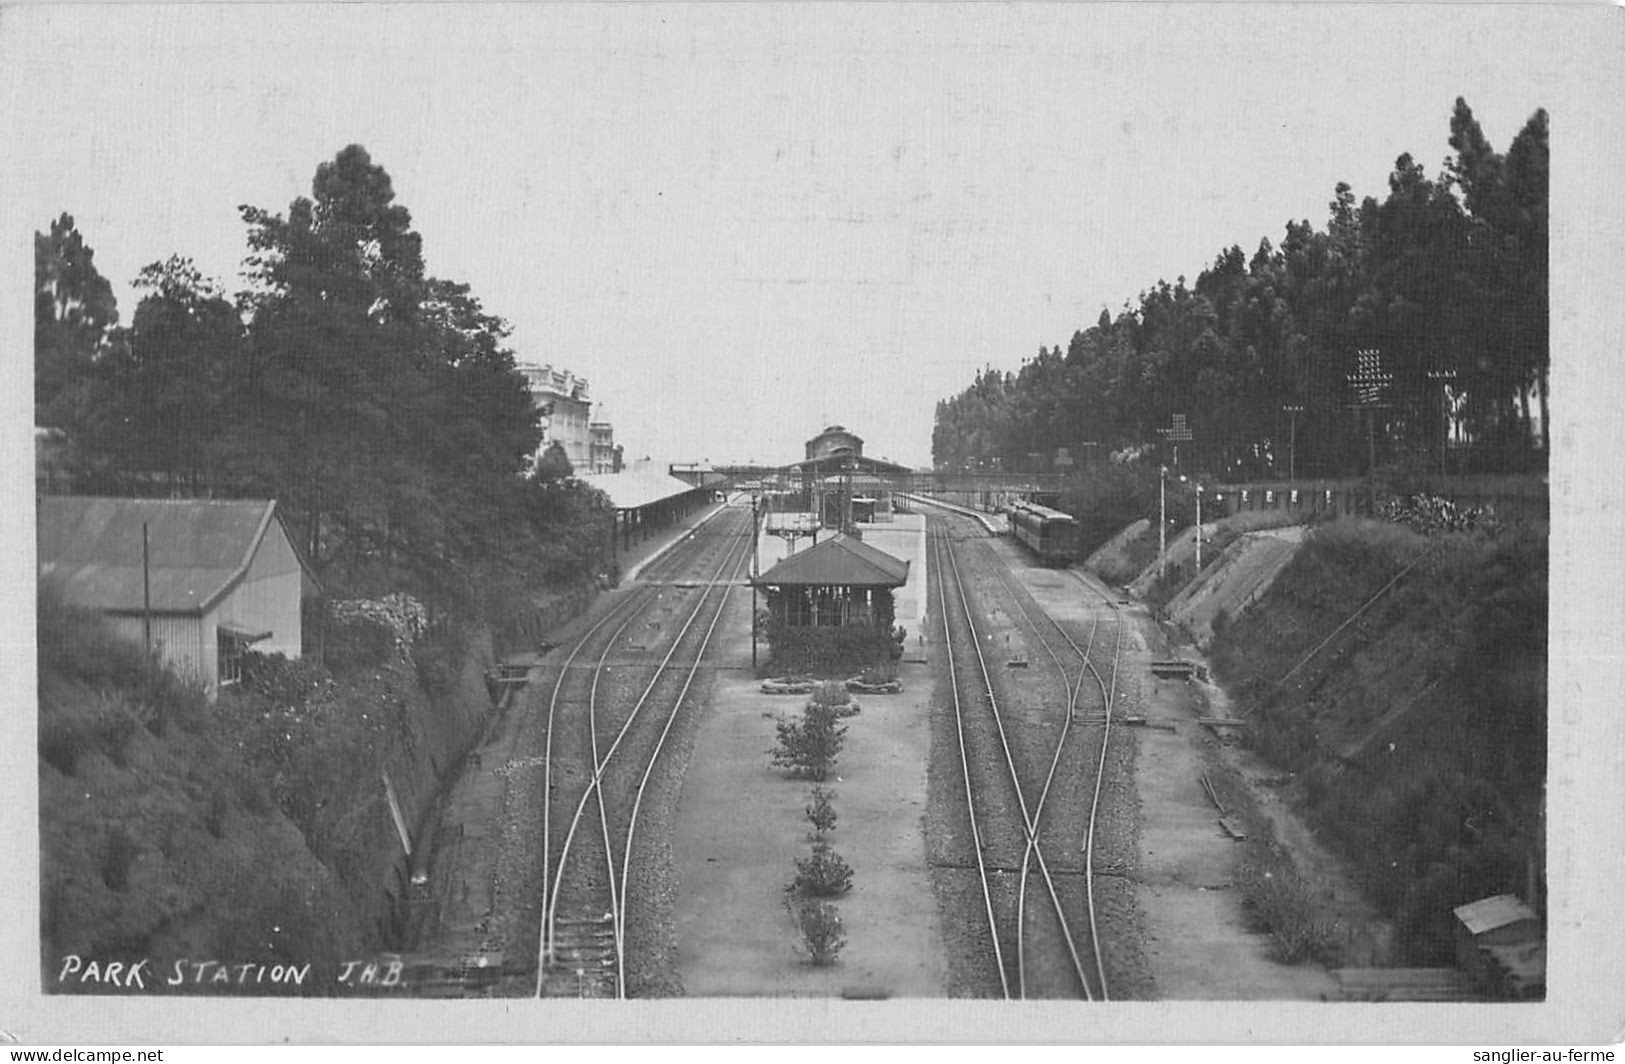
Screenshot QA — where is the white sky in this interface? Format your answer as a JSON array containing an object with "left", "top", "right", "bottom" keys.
[{"left": 0, "top": 4, "right": 1597, "bottom": 468}]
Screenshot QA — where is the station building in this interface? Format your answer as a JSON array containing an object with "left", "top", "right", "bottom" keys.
[
  {"left": 780, "top": 425, "right": 913, "bottom": 530},
  {"left": 752, "top": 532, "right": 908, "bottom": 630}
]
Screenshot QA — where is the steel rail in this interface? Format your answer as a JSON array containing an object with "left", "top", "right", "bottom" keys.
[
  {"left": 534, "top": 504, "right": 745, "bottom": 994},
  {"left": 929, "top": 524, "right": 1011, "bottom": 998},
  {"left": 536, "top": 582, "right": 664, "bottom": 994},
  {"left": 615, "top": 532, "right": 753, "bottom": 984},
  {"left": 1072, "top": 569, "right": 1125, "bottom": 1001},
  {"left": 973, "top": 539, "right": 1102, "bottom": 1000},
  {"left": 936, "top": 518, "right": 1092, "bottom": 999},
  {"left": 540, "top": 513, "right": 753, "bottom": 997}
]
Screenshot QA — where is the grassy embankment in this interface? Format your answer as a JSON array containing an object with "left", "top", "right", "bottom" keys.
[
  {"left": 1209, "top": 517, "right": 1546, "bottom": 964},
  {"left": 37, "top": 591, "right": 494, "bottom": 991}
]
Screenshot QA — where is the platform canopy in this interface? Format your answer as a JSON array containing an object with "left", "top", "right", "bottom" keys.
[
  {"left": 787, "top": 453, "right": 914, "bottom": 477},
  {"left": 581, "top": 467, "right": 703, "bottom": 511},
  {"left": 753, "top": 533, "right": 909, "bottom": 589}
]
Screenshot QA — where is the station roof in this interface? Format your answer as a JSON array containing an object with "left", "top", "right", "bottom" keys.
[
  {"left": 753, "top": 533, "right": 909, "bottom": 589},
  {"left": 581, "top": 467, "right": 703, "bottom": 511},
  {"left": 788, "top": 454, "right": 914, "bottom": 476}
]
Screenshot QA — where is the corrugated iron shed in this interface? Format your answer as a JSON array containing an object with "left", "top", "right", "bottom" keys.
[
  {"left": 37, "top": 496, "right": 302, "bottom": 615},
  {"left": 1482, "top": 939, "right": 1546, "bottom": 999},
  {"left": 1453, "top": 894, "right": 1539, "bottom": 937},
  {"left": 581, "top": 468, "right": 700, "bottom": 511},
  {"left": 753, "top": 533, "right": 909, "bottom": 588}
]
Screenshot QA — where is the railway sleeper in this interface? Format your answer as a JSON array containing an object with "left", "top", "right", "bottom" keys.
[{"left": 930, "top": 859, "right": 1135, "bottom": 879}]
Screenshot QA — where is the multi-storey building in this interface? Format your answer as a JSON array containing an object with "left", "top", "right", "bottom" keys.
[
  {"left": 589, "top": 417, "right": 620, "bottom": 475},
  {"left": 517, "top": 362, "right": 593, "bottom": 472}
]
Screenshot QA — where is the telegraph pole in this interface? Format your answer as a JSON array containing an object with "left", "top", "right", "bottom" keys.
[
  {"left": 1348, "top": 349, "right": 1393, "bottom": 514},
  {"left": 750, "top": 493, "right": 760, "bottom": 669},
  {"left": 1157, "top": 413, "right": 1193, "bottom": 584},
  {"left": 142, "top": 521, "right": 152, "bottom": 653},
  {"left": 1282, "top": 404, "right": 1304, "bottom": 483}
]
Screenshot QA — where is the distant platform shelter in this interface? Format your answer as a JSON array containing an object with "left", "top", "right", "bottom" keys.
[
  {"left": 582, "top": 467, "right": 710, "bottom": 555},
  {"left": 752, "top": 533, "right": 909, "bottom": 630}
]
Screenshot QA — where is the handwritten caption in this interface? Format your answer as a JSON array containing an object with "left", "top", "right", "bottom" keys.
[{"left": 56, "top": 954, "right": 408, "bottom": 991}]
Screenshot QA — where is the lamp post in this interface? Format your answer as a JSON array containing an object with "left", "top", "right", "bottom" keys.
[
  {"left": 1159, "top": 465, "right": 1168, "bottom": 580},
  {"left": 1194, "top": 479, "right": 1203, "bottom": 574},
  {"left": 1281, "top": 404, "right": 1304, "bottom": 483},
  {"left": 1158, "top": 413, "right": 1193, "bottom": 475}
]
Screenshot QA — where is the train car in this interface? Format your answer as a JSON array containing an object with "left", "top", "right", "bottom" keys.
[{"left": 1008, "top": 501, "right": 1080, "bottom": 565}]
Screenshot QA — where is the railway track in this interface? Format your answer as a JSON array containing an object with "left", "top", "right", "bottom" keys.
[
  {"left": 928, "top": 506, "right": 1125, "bottom": 1000},
  {"left": 534, "top": 503, "right": 754, "bottom": 997}
]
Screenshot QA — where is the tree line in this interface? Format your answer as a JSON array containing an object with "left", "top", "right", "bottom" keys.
[
  {"left": 932, "top": 99, "right": 1548, "bottom": 482},
  {"left": 35, "top": 144, "right": 611, "bottom": 618}
]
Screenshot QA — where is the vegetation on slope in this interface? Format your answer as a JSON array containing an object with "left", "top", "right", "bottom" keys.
[
  {"left": 1211, "top": 518, "right": 1546, "bottom": 963},
  {"left": 39, "top": 591, "right": 368, "bottom": 989}
]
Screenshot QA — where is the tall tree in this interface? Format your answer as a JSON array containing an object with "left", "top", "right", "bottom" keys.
[
  {"left": 35, "top": 214, "right": 119, "bottom": 428},
  {"left": 79, "top": 257, "right": 241, "bottom": 491},
  {"left": 234, "top": 145, "right": 431, "bottom": 570},
  {"left": 231, "top": 144, "right": 544, "bottom": 609}
]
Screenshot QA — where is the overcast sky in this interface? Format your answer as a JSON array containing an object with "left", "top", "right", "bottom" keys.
[{"left": 0, "top": 4, "right": 1595, "bottom": 468}]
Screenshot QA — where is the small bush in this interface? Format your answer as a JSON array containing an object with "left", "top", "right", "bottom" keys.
[
  {"left": 39, "top": 690, "right": 146, "bottom": 774},
  {"left": 413, "top": 643, "right": 459, "bottom": 696},
  {"left": 769, "top": 701, "right": 848, "bottom": 781},
  {"left": 1237, "top": 849, "right": 1344, "bottom": 964},
  {"left": 99, "top": 828, "right": 138, "bottom": 892},
  {"left": 241, "top": 651, "right": 334, "bottom": 708},
  {"left": 806, "top": 786, "right": 838, "bottom": 835},
  {"left": 763, "top": 617, "right": 898, "bottom": 676},
  {"left": 205, "top": 787, "right": 230, "bottom": 839},
  {"left": 788, "top": 897, "right": 847, "bottom": 966},
  {"left": 321, "top": 610, "right": 397, "bottom": 672},
  {"left": 793, "top": 839, "right": 854, "bottom": 897},
  {"left": 811, "top": 681, "right": 861, "bottom": 718}
]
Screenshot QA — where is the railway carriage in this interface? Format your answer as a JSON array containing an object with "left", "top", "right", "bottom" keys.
[{"left": 1008, "top": 501, "right": 1080, "bottom": 565}]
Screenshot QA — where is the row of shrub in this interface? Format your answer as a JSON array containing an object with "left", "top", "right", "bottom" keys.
[
  {"left": 787, "top": 786, "right": 853, "bottom": 965},
  {"left": 757, "top": 611, "right": 904, "bottom": 678},
  {"left": 770, "top": 683, "right": 861, "bottom": 966}
]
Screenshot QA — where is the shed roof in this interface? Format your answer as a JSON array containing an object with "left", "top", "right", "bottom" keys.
[
  {"left": 37, "top": 496, "right": 307, "bottom": 615},
  {"left": 1453, "top": 894, "right": 1540, "bottom": 936},
  {"left": 754, "top": 533, "right": 909, "bottom": 588},
  {"left": 581, "top": 468, "right": 703, "bottom": 510}
]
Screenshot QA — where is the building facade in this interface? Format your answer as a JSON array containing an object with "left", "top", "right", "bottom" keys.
[
  {"left": 518, "top": 362, "right": 594, "bottom": 472},
  {"left": 805, "top": 425, "right": 864, "bottom": 463},
  {"left": 589, "top": 418, "right": 620, "bottom": 474}
]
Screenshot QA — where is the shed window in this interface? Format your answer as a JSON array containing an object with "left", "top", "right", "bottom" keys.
[{"left": 217, "top": 624, "right": 272, "bottom": 687}]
